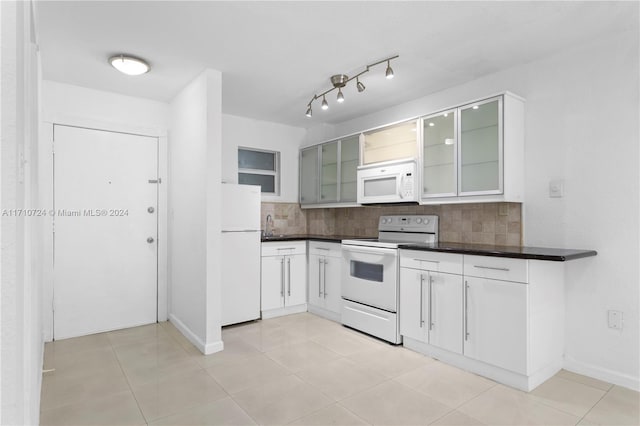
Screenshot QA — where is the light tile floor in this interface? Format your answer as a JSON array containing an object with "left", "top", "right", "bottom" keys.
[{"left": 40, "top": 313, "right": 639, "bottom": 426}]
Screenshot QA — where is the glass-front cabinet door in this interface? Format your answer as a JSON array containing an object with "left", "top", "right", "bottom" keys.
[
  {"left": 459, "top": 97, "right": 503, "bottom": 195},
  {"left": 361, "top": 120, "right": 418, "bottom": 165},
  {"left": 320, "top": 141, "right": 338, "bottom": 202},
  {"left": 300, "top": 146, "right": 319, "bottom": 204},
  {"left": 340, "top": 135, "right": 359, "bottom": 202},
  {"left": 422, "top": 110, "right": 457, "bottom": 198}
]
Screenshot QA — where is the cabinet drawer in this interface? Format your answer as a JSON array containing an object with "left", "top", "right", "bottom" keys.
[
  {"left": 262, "top": 241, "right": 307, "bottom": 256},
  {"left": 463, "top": 255, "right": 528, "bottom": 283},
  {"left": 400, "top": 250, "right": 463, "bottom": 275},
  {"left": 309, "top": 241, "right": 342, "bottom": 258}
]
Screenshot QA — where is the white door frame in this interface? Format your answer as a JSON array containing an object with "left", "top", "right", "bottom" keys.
[{"left": 40, "top": 115, "right": 168, "bottom": 341}]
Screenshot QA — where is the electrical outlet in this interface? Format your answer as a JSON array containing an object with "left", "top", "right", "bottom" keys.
[{"left": 608, "top": 310, "right": 623, "bottom": 330}]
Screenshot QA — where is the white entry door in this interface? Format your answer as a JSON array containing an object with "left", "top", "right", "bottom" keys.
[{"left": 53, "top": 125, "right": 158, "bottom": 339}]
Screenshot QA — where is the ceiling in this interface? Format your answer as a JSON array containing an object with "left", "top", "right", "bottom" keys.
[{"left": 35, "top": 1, "right": 637, "bottom": 128}]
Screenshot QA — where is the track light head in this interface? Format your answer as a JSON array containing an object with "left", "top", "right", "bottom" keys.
[
  {"left": 306, "top": 105, "right": 312, "bottom": 117},
  {"left": 356, "top": 77, "right": 366, "bottom": 93},
  {"left": 321, "top": 96, "right": 329, "bottom": 110},
  {"left": 385, "top": 61, "right": 394, "bottom": 79},
  {"left": 337, "top": 89, "right": 345, "bottom": 103}
]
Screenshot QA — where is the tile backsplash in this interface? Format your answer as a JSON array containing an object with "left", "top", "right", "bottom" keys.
[
  {"left": 261, "top": 202, "right": 307, "bottom": 235},
  {"left": 261, "top": 202, "right": 522, "bottom": 246}
]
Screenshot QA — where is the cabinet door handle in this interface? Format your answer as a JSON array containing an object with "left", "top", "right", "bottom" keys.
[
  {"left": 428, "top": 275, "right": 433, "bottom": 331},
  {"left": 318, "top": 258, "right": 323, "bottom": 297},
  {"left": 464, "top": 280, "right": 470, "bottom": 341},
  {"left": 473, "top": 265, "right": 510, "bottom": 272},
  {"left": 323, "top": 259, "right": 328, "bottom": 298},
  {"left": 280, "top": 258, "right": 285, "bottom": 297},
  {"left": 287, "top": 257, "right": 291, "bottom": 296},
  {"left": 277, "top": 247, "right": 296, "bottom": 251},
  {"left": 413, "top": 258, "right": 440, "bottom": 264},
  {"left": 419, "top": 274, "right": 424, "bottom": 328}
]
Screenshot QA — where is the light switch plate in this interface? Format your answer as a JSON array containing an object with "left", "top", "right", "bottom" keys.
[
  {"left": 608, "top": 310, "right": 623, "bottom": 330},
  {"left": 549, "top": 180, "right": 564, "bottom": 198}
]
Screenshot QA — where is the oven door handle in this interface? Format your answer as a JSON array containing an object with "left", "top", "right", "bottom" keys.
[{"left": 341, "top": 245, "right": 398, "bottom": 256}]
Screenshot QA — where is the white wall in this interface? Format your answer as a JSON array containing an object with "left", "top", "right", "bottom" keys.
[
  {"left": 40, "top": 81, "right": 170, "bottom": 341},
  {"left": 1, "top": 1, "right": 43, "bottom": 423},
  {"left": 169, "top": 70, "right": 223, "bottom": 354},
  {"left": 333, "top": 30, "right": 639, "bottom": 389},
  {"left": 42, "top": 80, "right": 169, "bottom": 134},
  {"left": 222, "top": 114, "right": 306, "bottom": 203},
  {"left": 303, "top": 122, "right": 337, "bottom": 147}
]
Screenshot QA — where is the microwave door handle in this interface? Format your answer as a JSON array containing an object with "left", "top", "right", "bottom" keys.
[{"left": 398, "top": 173, "right": 405, "bottom": 199}]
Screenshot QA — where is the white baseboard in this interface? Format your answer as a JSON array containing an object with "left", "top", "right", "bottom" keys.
[
  {"left": 307, "top": 305, "right": 341, "bottom": 323},
  {"left": 168, "top": 313, "right": 224, "bottom": 355},
  {"left": 403, "top": 337, "right": 562, "bottom": 392},
  {"left": 203, "top": 340, "right": 224, "bottom": 355},
  {"left": 261, "top": 304, "right": 307, "bottom": 319},
  {"left": 564, "top": 355, "right": 640, "bottom": 391}
]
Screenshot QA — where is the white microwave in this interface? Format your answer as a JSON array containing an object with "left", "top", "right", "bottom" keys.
[{"left": 357, "top": 159, "right": 419, "bottom": 204}]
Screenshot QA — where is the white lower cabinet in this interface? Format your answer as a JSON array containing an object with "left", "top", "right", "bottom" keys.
[
  {"left": 400, "top": 253, "right": 463, "bottom": 355},
  {"left": 261, "top": 241, "right": 307, "bottom": 319},
  {"left": 463, "top": 276, "right": 527, "bottom": 374},
  {"left": 400, "top": 249, "right": 565, "bottom": 391},
  {"left": 308, "top": 242, "right": 342, "bottom": 321}
]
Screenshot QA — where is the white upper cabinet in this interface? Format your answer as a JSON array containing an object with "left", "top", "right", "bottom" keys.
[
  {"left": 419, "top": 92, "right": 524, "bottom": 204},
  {"left": 361, "top": 120, "right": 419, "bottom": 165},
  {"left": 459, "top": 97, "right": 502, "bottom": 195},
  {"left": 320, "top": 141, "right": 338, "bottom": 203},
  {"left": 422, "top": 109, "right": 457, "bottom": 198},
  {"left": 299, "top": 135, "right": 360, "bottom": 207},
  {"left": 340, "top": 135, "right": 359, "bottom": 203},
  {"left": 300, "top": 146, "right": 319, "bottom": 205},
  {"left": 300, "top": 92, "right": 524, "bottom": 207}
]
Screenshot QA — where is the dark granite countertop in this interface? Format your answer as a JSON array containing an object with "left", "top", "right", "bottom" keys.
[
  {"left": 261, "top": 234, "right": 360, "bottom": 243},
  {"left": 261, "top": 235, "right": 596, "bottom": 261},
  {"left": 399, "top": 242, "right": 597, "bottom": 262}
]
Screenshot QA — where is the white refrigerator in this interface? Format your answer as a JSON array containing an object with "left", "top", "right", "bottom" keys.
[{"left": 221, "top": 183, "right": 261, "bottom": 326}]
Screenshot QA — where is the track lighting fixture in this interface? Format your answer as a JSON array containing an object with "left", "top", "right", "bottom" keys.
[
  {"left": 385, "top": 60, "right": 394, "bottom": 79},
  {"left": 321, "top": 96, "right": 329, "bottom": 110},
  {"left": 305, "top": 55, "right": 398, "bottom": 117}
]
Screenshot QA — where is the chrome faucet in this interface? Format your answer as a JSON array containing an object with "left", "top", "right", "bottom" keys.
[{"left": 265, "top": 214, "right": 274, "bottom": 237}]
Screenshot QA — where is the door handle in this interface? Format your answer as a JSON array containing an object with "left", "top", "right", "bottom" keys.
[
  {"left": 323, "top": 259, "right": 327, "bottom": 298},
  {"left": 146, "top": 237, "right": 154, "bottom": 244},
  {"left": 464, "top": 280, "right": 470, "bottom": 341},
  {"left": 318, "top": 258, "right": 323, "bottom": 297},
  {"left": 280, "top": 258, "right": 285, "bottom": 297},
  {"left": 473, "top": 265, "right": 510, "bottom": 272},
  {"left": 287, "top": 257, "right": 291, "bottom": 296},
  {"left": 428, "top": 275, "right": 433, "bottom": 331},
  {"left": 419, "top": 274, "right": 424, "bottom": 328}
]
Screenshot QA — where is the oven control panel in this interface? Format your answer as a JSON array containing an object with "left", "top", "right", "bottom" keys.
[{"left": 378, "top": 215, "right": 439, "bottom": 233}]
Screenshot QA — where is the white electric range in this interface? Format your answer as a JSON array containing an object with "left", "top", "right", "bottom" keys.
[{"left": 341, "top": 215, "right": 439, "bottom": 343}]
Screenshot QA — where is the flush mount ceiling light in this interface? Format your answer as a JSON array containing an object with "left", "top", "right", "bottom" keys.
[
  {"left": 109, "top": 54, "right": 150, "bottom": 76},
  {"left": 305, "top": 55, "right": 398, "bottom": 117}
]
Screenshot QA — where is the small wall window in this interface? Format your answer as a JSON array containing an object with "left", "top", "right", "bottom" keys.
[{"left": 238, "top": 148, "right": 280, "bottom": 195}]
